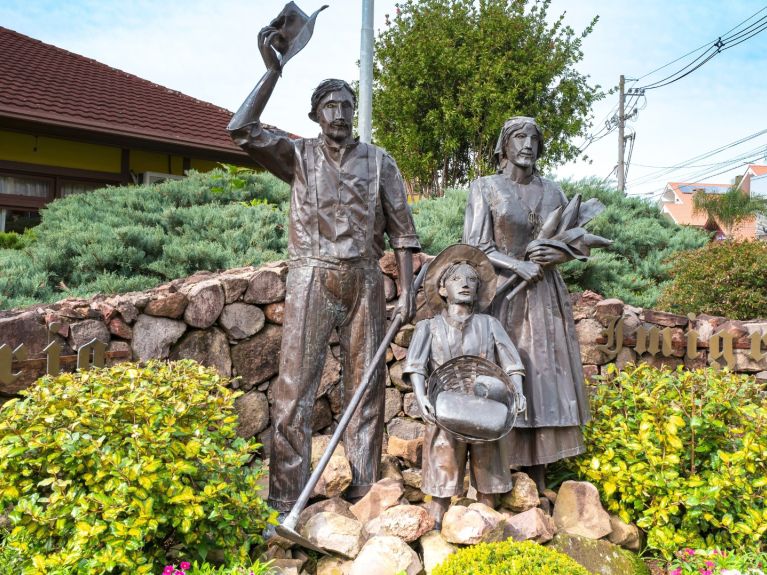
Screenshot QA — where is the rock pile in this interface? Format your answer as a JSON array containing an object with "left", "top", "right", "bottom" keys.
[{"left": 262, "top": 461, "right": 646, "bottom": 575}]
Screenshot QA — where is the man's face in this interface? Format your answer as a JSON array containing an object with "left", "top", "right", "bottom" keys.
[
  {"left": 505, "top": 123, "right": 539, "bottom": 170},
  {"left": 440, "top": 263, "right": 480, "bottom": 306},
  {"left": 316, "top": 89, "right": 355, "bottom": 144}
]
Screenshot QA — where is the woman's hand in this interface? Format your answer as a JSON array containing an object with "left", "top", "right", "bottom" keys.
[
  {"left": 512, "top": 260, "right": 544, "bottom": 283},
  {"left": 527, "top": 245, "right": 568, "bottom": 267}
]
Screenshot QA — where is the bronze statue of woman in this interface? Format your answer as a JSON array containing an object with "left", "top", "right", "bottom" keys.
[{"left": 463, "top": 117, "right": 591, "bottom": 492}]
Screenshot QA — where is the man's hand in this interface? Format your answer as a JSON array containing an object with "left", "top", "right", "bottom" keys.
[
  {"left": 258, "top": 26, "right": 282, "bottom": 72},
  {"left": 393, "top": 288, "right": 416, "bottom": 325},
  {"left": 527, "top": 244, "right": 568, "bottom": 268}
]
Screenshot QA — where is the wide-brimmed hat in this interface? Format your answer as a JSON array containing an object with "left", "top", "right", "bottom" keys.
[
  {"left": 268, "top": 2, "right": 328, "bottom": 68},
  {"left": 424, "top": 244, "right": 497, "bottom": 314}
]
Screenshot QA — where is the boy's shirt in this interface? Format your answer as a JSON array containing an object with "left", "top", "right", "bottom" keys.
[{"left": 404, "top": 310, "right": 525, "bottom": 379}]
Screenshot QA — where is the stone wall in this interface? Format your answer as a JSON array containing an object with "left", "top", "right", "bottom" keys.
[{"left": 2, "top": 255, "right": 767, "bottom": 459}]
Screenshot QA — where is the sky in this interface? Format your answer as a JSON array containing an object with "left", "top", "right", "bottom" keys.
[{"left": 2, "top": 0, "right": 767, "bottom": 199}]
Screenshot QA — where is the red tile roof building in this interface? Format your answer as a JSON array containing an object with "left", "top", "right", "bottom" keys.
[{"left": 0, "top": 26, "right": 254, "bottom": 232}]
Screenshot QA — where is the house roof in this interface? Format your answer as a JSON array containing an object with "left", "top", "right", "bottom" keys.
[
  {"left": 747, "top": 164, "right": 767, "bottom": 177},
  {"left": 0, "top": 26, "right": 251, "bottom": 162},
  {"left": 661, "top": 181, "right": 755, "bottom": 240}
]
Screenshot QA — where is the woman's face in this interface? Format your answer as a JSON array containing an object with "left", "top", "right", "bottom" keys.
[{"left": 505, "top": 123, "right": 540, "bottom": 170}]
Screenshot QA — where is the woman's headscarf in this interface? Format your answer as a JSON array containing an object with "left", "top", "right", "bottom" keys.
[{"left": 493, "top": 116, "right": 545, "bottom": 173}]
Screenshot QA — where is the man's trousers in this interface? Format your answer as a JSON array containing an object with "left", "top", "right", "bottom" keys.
[{"left": 267, "top": 262, "right": 387, "bottom": 511}]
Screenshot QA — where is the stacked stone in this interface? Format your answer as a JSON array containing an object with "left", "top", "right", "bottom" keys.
[{"left": 261, "top": 470, "right": 647, "bottom": 575}]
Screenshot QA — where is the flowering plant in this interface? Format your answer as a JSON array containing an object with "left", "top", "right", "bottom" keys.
[
  {"left": 668, "top": 548, "right": 767, "bottom": 575},
  {"left": 160, "top": 559, "right": 272, "bottom": 574}
]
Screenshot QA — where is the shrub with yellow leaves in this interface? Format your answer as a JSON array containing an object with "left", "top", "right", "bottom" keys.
[
  {"left": 559, "top": 364, "right": 767, "bottom": 557},
  {"left": 0, "top": 360, "right": 273, "bottom": 575}
]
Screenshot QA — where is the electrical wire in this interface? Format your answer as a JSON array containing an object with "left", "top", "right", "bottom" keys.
[{"left": 633, "top": 7, "right": 767, "bottom": 91}]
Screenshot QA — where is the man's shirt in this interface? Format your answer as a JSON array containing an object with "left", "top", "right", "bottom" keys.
[{"left": 231, "top": 123, "right": 420, "bottom": 262}]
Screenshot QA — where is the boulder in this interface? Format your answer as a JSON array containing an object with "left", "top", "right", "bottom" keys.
[
  {"left": 312, "top": 455, "right": 353, "bottom": 499},
  {"left": 500, "top": 472, "right": 540, "bottom": 512},
  {"left": 316, "top": 557, "right": 353, "bottom": 575},
  {"left": 378, "top": 455, "right": 403, "bottom": 482},
  {"left": 402, "top": 469, "right": 422, "bottom": 490},
  {"left": 349, "top": 535, "right": 422, "bottom": 575},
  {"left": 394, "top": 324, "right": 414, "bottom": 347},
  {"left": 131, "top": 315, "right": 186, "bottom": 361},
  {"left": 419, "top": 530, "right": 457, "bottom": 575},
  {"left": 388, "top": 361, "right": 411, "bottom": 391},
  {"left": 503, "top": 507, "right": 556, "bottom": 543},
  {"left": 219, "top": 303, "right": 265, "bottom": 340},
  {"left": 552, "top": 480, "right": 612, "bottom": 539},
  {"left": 267, "top": 559, "right": 302, "bottom": 575},
  {"left": 144, "top": 292, "right": 188, "bottom": 318},
  {"left": 264, "top": 302, "right": 285, "bottom": 324},
  {"left": 312, "top": 396, "right": 334, "bottom": 431},
  {"left": 594, "top": 299, "right": 624, "bottom": 325},
  {"left": 350, "top": 478, "right": 405, "bottom": 524},
  {"left": 608, "top": 515, "right": 642, "bottom": 552},
  {"left": 640, "top": 309, "right": 689, "bottom": 328},
  {"left": 577, "top": 319, "right": 614, "bottom": 364},
  {"left": 387, "top": 436, "right": 423, "bottom": 467},
  {"left": 317, "top": 350, "right": 342, "bottom": 398},
  {"left": 219, "top": 270, "right": 252, "bottom": 304},
  {"left": 365, "top": 504, "right": 434, "bottom": 542},
  {"left": 387, "top": 417, "right": 425, "bottom": 440},
  {"left": 300, "top": 512, "right": 365, "bottom": 559},
  {"left": 169, "top": 328, "right": 231, "bottom": 376},
  {"left": 234, "top": 391, "right": 270, "bottom": 438},
  {"left": 243, "top": 263, "right": 287, "bottom": 304},
  {"left": 69, "top": 319, "right": 110, "bottom": 350},
  {"left": 441, "top": 503, "right": 506, "bottom": 545},
  {"left": 547, "top": 532, "right": 650, "bottom": 575},
  {"left": 384, "top": 388, "right": 403, "bottom": 422},
  {"left": 297, "top": 497, "right": 356, "bottom": 533},
  {"left": 183, "top": 279, "right": 225, "bottom": 329},
  {"left": 230, "top": 324, "right": 282, "bottom": 390},
  {"left": 402, "top": 392, "right": 421, "bottom": 419},
  {"left": 108, "top": 317, "right": 133, "bottom": 339}
]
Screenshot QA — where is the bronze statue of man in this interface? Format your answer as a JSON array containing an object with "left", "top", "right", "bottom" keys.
[{"left": 228, "top": 10, "right": 420, "bottom": 514}]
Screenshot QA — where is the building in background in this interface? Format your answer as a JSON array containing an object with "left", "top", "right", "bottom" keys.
[{"left": 0, "top": 26, "right": 256, "bottom": 233}]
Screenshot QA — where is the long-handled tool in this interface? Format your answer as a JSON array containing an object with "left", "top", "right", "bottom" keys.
[{"left": 275, "top": 262, "right": 430, "bottom": 552}]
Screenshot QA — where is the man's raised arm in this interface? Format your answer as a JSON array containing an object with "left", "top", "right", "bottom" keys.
[{"left": 228, "top": 26, "right": 282, "bottom": 132}]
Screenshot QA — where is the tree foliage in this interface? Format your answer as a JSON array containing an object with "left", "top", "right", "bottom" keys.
[
  {"left": 372, "top": 0, "right": 604, "bottom": 195},
  {"left": 692, "top": 184, "right": 767, "bottom": 237},
  {"left": 658, "top": 239, "right": 767, "bottom": 320}
]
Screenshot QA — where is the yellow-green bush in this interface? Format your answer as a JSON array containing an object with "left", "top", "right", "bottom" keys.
[
  {"left": 561, "top": 364, "right": 767, "bottom": 557},
  {"left": 0, "top": 361, "right": 273, "bottom": 575},
  {"left": 433, "top": 540, "right": 590, "bottom": 574}
]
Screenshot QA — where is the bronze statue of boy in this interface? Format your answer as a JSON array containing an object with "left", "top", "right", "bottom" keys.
[
  {"left": 228, "top": 4, "right": 420, "bottom": 514},
  {"left": 404, "top": 244, "right": 526, "bottom": 528}
]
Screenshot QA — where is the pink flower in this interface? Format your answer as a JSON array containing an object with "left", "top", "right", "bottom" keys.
[
  {"left": 686, "top": 549, "right": 696, "bottom": 556},
  {"left": 180, "top": 562, "right": 191, "bottom": 571},
  {"left": 699, "top": 569, "right": 712, "bottom": 575},
  {"left": 670, "top": 569, "right": 682, "bottom": 575},
  {"left": 705, "top": 561, "right": 715, "bottom": 568},
  {"left": 163, "top": 567, "right": 174, "bottom": 575}
]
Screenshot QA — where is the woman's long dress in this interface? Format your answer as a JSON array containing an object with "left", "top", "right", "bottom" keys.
[{"left": 463, "top": 174, "right": 590, "bottom": 466}]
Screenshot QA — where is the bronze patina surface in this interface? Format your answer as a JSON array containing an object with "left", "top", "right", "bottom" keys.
[{"left": 228, "top": 4, "right": 419, "bottom": 512}]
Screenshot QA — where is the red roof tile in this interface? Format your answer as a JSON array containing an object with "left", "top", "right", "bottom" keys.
[{"left": 0, "top": 26, "right": 245, "bottom": 157}]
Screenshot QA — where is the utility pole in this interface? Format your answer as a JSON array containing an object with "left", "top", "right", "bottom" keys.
[
  {"left": 617, "top": 74, "right": 626, "bottom": 193},
  {"left": 359, "top": 0, "right": 375, "bottom": 144}
]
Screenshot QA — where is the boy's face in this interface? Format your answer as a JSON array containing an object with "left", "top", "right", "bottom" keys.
[{"left": 439, "top": 263, "right": 480, "bottom": 306}]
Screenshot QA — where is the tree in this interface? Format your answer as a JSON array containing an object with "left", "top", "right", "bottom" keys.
[
  {"left": 372, "top": 0, "right": 604, "bottom": 196},
  {"left": 692, "top": 184, "right": 767, "bottom": 238}
]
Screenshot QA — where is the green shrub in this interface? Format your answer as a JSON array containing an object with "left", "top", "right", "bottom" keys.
[
  {"left": 163, "top": 560, "right": 273, "bottom": 575},
  {"left": 669, "top": 547, "right": 767, "bottom": 574},
  {"left": 0, "top": 360, "right": 273, "bottom": 575},
  {"left": 433, "top": 540, "right": 590, "bottom": 574},
  {"left": 559, "top": 178, "right": 710, "bottom": 308},
  {"left": 0, "top": 230, "right": 35, "bottom": 250},
  {"left": 0, "top": 167, "right": 290, "bottom": 310},
  {"left": 410, "top": 188, "right": 467, "bottom": 254},
  {"left": 658, "top": 239, "right": 767, "bottom": 320},
  {"left": 558, "top": 364, "right": 767, "bottom": 557}
]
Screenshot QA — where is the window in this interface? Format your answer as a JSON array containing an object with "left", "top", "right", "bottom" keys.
[{"left": 0, "top": 174, "right": 52, "bottom": 200}]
